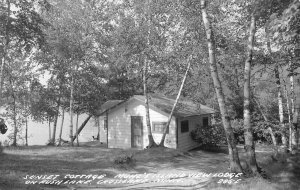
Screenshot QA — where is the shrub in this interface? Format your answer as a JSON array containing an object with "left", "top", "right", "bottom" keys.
[
  {"left": 113, "top": 153, "right": 136, "bottom": 169},
  {"left": 190, "top": 123, "right": 227, "bottom": 146},
  {"left": 231, "top": 119, "right": 278, "bottom": 144},
  {"left": 231, "top": 119, "right": 245, "bottom": 144}
]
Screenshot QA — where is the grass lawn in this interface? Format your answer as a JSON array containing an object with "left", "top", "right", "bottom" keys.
[{"left": 0, "top": 142, "right": 299, "bottom": 190}]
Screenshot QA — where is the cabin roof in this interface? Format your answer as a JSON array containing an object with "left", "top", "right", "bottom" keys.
[
  {"left": 133, "top": 94, "right": 216, "bottom": 117},
  {"left": 96, "top": 100, "right": 124, "bottom": 116},
  {"left": 98, "top": 94, "right": 217, "bottom": 117}
]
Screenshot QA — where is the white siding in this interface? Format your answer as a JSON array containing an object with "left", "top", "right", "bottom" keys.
[
  {"left": 104, "top": 99, "right": 176, "bottom": 149},
  {"left": 177, "top": 114, "right": 211, "bottom": 151},
  {"left": 98, "top": 116, "right": 108, "bottom": 144},
  {"left": 79, "top": 116, "right": 99, "bottom": 142}
]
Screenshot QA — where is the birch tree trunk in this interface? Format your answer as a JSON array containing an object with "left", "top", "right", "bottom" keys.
[
  {"left": 266, "top": 23, "right": 287, "bottom": 150},
  {"left": 200, "top": 0, "right": 243, "bottom": 173},
  {"left": 243, "top": 14, "right": 260, "bottom": 174},
  {"left": 143, "top": 59, "right": 157, "bottom": 147},
  {"left": 144, "top": 0, "right": 157, "bottom": 148},
  {"left": 12, "top": 91, "right": 17, "bottom": 146},
  {"left": 9, "top": 77, "right": 19, "bottom": 146},
  {"left": 288, "top": 57, "right": 297, "bottom": 150},
  {"left": 159, "top": 58, "right": 191, "bottom": 146},
  {"left": 69, "top": 74, "right": 74, "bottom": 146},
  {"left": 25, "top": 117, "right": 28, "bottom": 146},
  {"left": 282, "top": 81, "right": 293, "bottom": 151},
  {"left": 274, "top": 65, "right": 287, "bottom": 149},
  {"left": 254, "top": 97, "right": 277, "bottom": 147},
  {"left": 51, "top": 97, "right": 61, "bottom": 145},
  {"left": 25, "top": 88, "right": 29, "bottom": 146},
  {"left": 58, "top": 108, "right": 65, "bottom": 146},
  {"left": 76, "top": 113, "right": 79, "bottom": 146},
  {"left": 97, "top": 117, "right": 100, "bottom": 143},
  {"left": 48, "top": 119, "right": 51, "bottom": 143},
  {"left": 0, "top": 0, "right": 11, "bottom": 107},
  {"left": 72, "top": 115, "right": 92, "bottom": 142}
]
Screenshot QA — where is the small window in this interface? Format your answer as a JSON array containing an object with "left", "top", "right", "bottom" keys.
[
  {"left": 181, "top": 120, "right": 189, "bottom": 133},
  {"left": 203, "top": 117, "right": 209, "bottom": 126},
  {"left": 103, "top": 115, "right": 108, "bottom": 130},
  {"left": 152, "top": 122, "right": 168, "bottom": 134}
]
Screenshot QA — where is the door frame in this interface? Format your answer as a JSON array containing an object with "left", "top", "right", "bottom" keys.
[{"left": 131, "top": 116, "right": 143, "bottom": 148}]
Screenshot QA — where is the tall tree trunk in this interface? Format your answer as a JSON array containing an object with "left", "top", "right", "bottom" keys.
[
  {"left": 143, "top": 59, "right": 157, "bottom": 148},
  {"left": 274, "top": 65, "right": 287, "bottom": 149},
  {"left": 200, "top": 0, "right": 243, "bottom": 173},
  {"left": 253, "top": 97, "right": 277, "bottom": 147},
  {"left": 288, "top": 57, "right": 297, "bottom": 150},
  {"left": 48, "top": 118, "right": 51, "bottom": 143},
  {"left": 8, "top": 77, "right": 18, "bottom": 146},
  {"left": 0, "top": 0, "right": 11, "bottom": 107},
  {"left": 25, "top": 117, "right": 28, "bottom": 146},
  {"left": 243, "top": 14, "right": 259, "bottom": 174},
  {"left": 282, "top": 81, "right": 293, "bottom": 151},
  {"left": 76, "top": 113, "right": 79, "bottom": 146},
  {"left": 72, "top": 115, "right": 92, "bottom": 142},
  {"left": 12, "top": 91, "right": 17, "bottom": 146},
  {"left": 69, "top": 74, "right": 74, "bottom": 146},
  {"left": 24, "top": 87, "right": 29, "bottom": 146},
  {"left": 51, "top": 97, "right": 61, "bottom": 145},
  {"left": 97, "top": 117, "right": 100, "bottom": 142},
  {"left": 159, "top": 57, "right": 191, "bottom": 146},
  {"left": 144, "top": 0, "right": 157, "bottom": 148},
  {"left": 266, "top": 24, "right": 287, "bottom": 149},
  {"left": 58, "top": 108, "right": 65, "bottom": 146}
]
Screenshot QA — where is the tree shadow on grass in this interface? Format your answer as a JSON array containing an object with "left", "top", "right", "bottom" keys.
[
  {"left": 0, "top": 151, "right": 117, "bottom": 190},
  {"left": 267, "top": 151, "right": 300, "bottom": 190},
  {"left": 133, "top": 147, "right": 230, "bottom": 174}
]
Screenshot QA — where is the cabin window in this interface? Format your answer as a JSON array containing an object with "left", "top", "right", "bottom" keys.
[
  {"left": 103, "top": 115, "right": 108, "bottom": 130},
  {"left": 152, "top": 122, "right": 168, "bottom": 134},
  {"left": 203, "top": 117, "right": 209, "bottom": 126},
  {"left": 181, "top": 120, "right": 189, "bottom": 133}
]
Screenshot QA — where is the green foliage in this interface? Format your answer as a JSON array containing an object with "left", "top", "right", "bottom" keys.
[
  {"left": 190, "top": 124, "right": 227, "bottom": 146},
  {"left": 231, "top": 119, "right": 245, "bottom": 144},
  {"left": 113, "top": 153, "right": 136, "bottom": 169},
  {"left": 0, "top": 0, "right": 297, "bottom": 149},
  {"left": 0, "top": 0, "right": 46, "bottom": 50},
  {"left": 29, "top": 81, "right": 57, "bottom": 122},
  {"left": 231, "top": 119, "right": 281, "bottom": 144}
]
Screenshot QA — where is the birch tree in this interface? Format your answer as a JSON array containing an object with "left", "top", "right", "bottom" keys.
[
  {"left": 243, "top": 13, "right": 260, "bottom": 174},
  {"left": 159, "top": 57, "right": 192, "bottom": 146},
  {"left": 200, "top": 0, "right": 243, "bottom": 173},
  {"left": 143, "top": 0, "right": 157, "bottom": 148},
  {"left": 58, "top": 108, "right": 65, "bottom": 146},
  {"left": 69, "top": 73, "right": 74, "bottom": 146}
]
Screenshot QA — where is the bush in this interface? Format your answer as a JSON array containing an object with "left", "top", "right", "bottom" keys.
[
  {"left": 231, "top": 119, "right": 278, "bottom": 144},
  {"left": 113, "top": 153, "right": 136, "bottom": 169},
  {"left": 231, "top": 119, "right": 245, "bottom": 144},
  {"left": 190, "top": 123, "right": 227, "bottom": 146}
]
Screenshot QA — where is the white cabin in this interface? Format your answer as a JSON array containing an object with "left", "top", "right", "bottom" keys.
[{"left": 96, "top": 94, "right": 216, "bottom": 151}]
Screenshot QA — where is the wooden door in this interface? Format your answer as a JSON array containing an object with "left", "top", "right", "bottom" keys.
[{"left": 131, "top": 116, "right": 143, "bottom": 148}]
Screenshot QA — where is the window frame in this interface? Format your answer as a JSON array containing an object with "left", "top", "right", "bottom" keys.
[
  {"left": 103, "top": 115, "right": 108, "bottom": 130},
  {"left": 203, "top": 117, "right": 209, "bottom": 127},
  {"left": 181, "top": 120, "right": 189, "bottom": 133},
  {"left": 152, "top": 122, "right": 169, "bottom": 134}
]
